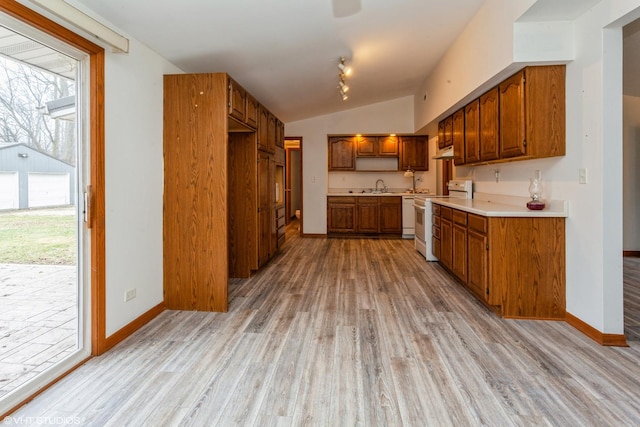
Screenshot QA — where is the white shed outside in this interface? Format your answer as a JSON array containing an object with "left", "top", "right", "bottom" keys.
[{"left": 0, "top": 171, "right": 19, "bottom": 209}]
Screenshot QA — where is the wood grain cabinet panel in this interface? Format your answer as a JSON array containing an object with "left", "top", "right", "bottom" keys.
[
  {"left": 378, "top": 136, "right": 399, "bottom": 156},
  {"left": 380, "top": 197, "right": 402, "bottom": 234},
  {"left": 499, "top": 70, "right": 527, "bottom": 159},
  {"left": 479, "top": 88, "right": 500, "bottom": 162},
  {"left": 435, "top": 203, "right": 565, "bottom": 320},
  {"left": 328, "top": 136, "right": 356, "bottom": 170},
  {"left": 356, "top": 135, "right": 377, "bottom": 156},
  {"left": 399, "top": 136, "right": 428, "bottom": 171},
  {"left": 439, "top": 207, "right": 453, "bottom": 270},
  {"left": 165, "top": 72, "right": 285, "bottom": 312},
  {"left": 357, "top": 198, "right": 379, "bottom": 233},
  {"left": 164, "top": 73, "right": 229, "bottom": 312},
  {"left": 356, "top": 135, "right": 398, "bottom": 157},
  {"left": 452, "top": 210, "right": 468, "bottom": 283},
  {"left": 228, "top": 78, "right": 246, "bottom": 122},
  {"left": 452, "top": 108, "right": 465, "bottom": 165},
  {"left": 464, "top": 100, "right": 480, "bottom": 164},
  {"left": 327, "top": 197, "right": 356, "bottom": 233},
  {"left": 467, "top": 213, "right": 488, "bottom": 300}
]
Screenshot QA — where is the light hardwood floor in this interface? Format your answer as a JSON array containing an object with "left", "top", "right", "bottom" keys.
[{"left": 10, "top": 231, "right": 640, "bottom": 426}]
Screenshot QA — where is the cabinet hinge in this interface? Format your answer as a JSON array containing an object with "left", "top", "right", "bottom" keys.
[
  {"left": 486, "top": 243, "right": 489, "bottom": 250},
  {"left": 486, "top": 288, "right": 490, "bottom": 295},
  {"left": 523, "top": 140, "right": 527, "bottom": 147}
]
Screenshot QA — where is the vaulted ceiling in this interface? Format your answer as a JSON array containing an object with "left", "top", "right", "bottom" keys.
[{"left": 71, "top": 0, "right": 485, "bottom": 122}]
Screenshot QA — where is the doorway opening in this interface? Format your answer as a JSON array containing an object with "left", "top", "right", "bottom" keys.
[
  {"left": 285, "top": 137, "right": 302, "bottom": 236},
  {"left": 623, "top": 16, "right": 640, "bottom": 342}
]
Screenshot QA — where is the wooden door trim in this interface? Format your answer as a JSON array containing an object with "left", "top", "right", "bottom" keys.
[{"left": 0, "top": 1, "right": 107, "bottom": 355}]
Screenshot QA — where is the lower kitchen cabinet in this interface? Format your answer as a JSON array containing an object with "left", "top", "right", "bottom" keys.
[
  {"left": 357, "top": 197, "right": 379, "bottom": 233},
  {"left": 466, "top": 214, "right": 488, "bottom": 300},
  {"left": 439, "top": 207, "right": 453, "bottom": 270},
  {"left": 327, "top": 196, "right": 402, "bottom": 236},
  {"left": 432, "top": 203, "right": 565, "bottom": 320},
  {"left": 452, "top": 209, "right": 468, "bottom": 284},
  {"left": 380, "top": 197, "right": 402, "bottom": 234},
  {"left": 327, "top": 196, "right": 357, "bottom": 233}
]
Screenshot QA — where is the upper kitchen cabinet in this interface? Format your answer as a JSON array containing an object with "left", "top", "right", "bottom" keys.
[
  {"left": 227, "top": 77, "right": 257, "bottom": 131},
  {"left": 328, "top": 136, "right": 356, "bottom": 170},
  {"left": 479, "top": 87, "right": 500, "bottom": 162},
  {"left": 452, "top": 65, "right": 565, "bottom": 166},
  {"left": 500, "top": 65, "right": 565, "bottom": 160},
  {"left": 498, "top": 70, "right": 526, "bottom": 159},
  {"left": 438, "top": 116, "right": 453, "bottom": 149},
  {"left": 464, "top": 99, "right": 480, "bottom": 164},
  {"left": 399, "top": 136, "right": 428, "bottom": 171},
  {"left": 257, "top": 106, "right": 278, "bottom": 154},
  {"left": 452, "top": 108, "right": 465, "bottom": 165},
  {"left": 356, "top": 135, "right": 399, "bottom": 157}
]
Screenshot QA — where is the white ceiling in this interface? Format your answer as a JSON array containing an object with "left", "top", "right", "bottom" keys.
[{"left": 71, "top": 0, "right": 485, "bottom": 123}]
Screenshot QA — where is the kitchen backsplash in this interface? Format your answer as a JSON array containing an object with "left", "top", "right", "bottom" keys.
[{"left": 328, "top": 171, "right": 431, "bottom": 194}]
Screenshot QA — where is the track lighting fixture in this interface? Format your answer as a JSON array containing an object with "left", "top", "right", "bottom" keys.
[
  {"left": 338, "top": 56, "right": 352, "bottom": 76},
  {"left": 338, "top": 56, "right": 352, "bottom": 101}
]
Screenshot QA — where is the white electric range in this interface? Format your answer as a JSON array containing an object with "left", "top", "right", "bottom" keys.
[{"left": 413, "top": 179, "right": 473, "bottom": 260}]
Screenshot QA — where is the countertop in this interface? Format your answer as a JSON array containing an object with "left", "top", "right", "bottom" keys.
[{"left": 431, "top": 192, "right": 568, "bottom": 218}]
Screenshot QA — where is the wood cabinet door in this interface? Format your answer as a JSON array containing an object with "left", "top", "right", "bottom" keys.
[
  {"left": 499, "top": 70, "right": 527, "bottom": 158},
  {"left": 438, "top": 120, "right": 446, "bottom": 149},
  {"left": 356, "top": 135, "right": 377, "bottom": 156},
  {"left": 464, "top": 99, "right": 480, "bottom": 164},
  {"left": 378, "top": 136, "right": 399, "bottom": 156},
  {"left": 440, "top": 218, "right": 453, "bottom": 270},
  {"left": 452, "top": 222, "right": 467, "bottom": 283},
  {"left": 479, "top": 88, "right": 499, "bottom": 161},
  {"left": 400, "top": 136, "right": 428, "bottom": 171},
  {"left": 267, "top": 112, "right": 277, "bottom": 154},
  {"left": 269, "top": 158, "right": 278, "bottom": 257},
  {"left": 258, "top": 105, "right": 270, "bottom": 153},
  {"left": 275, "top": 119, "right": 284, "bottom": 148},
  {"left": 328, "top": 137, "right": 355, "bottom": 170},
  {"left": 327, "top": 198, "right": 356, "bottom": 233},
  {"left": 228, "top": 79, "right": 245, "bottom": 122},
  {"left": 467, "top": 229, "right": 488, "bottom": 301},
  {"left": 452, "top": 108, "right": 465, "bottom": 165},
  {"left": 258, "top": 151, "right": 271, "bottom": 266},
  {"left": 357, "top": 198, "right": 379, "bottom": 233},
  {"left": 379, "top": 197, "right": 402, "bottom": 233},
  {"left": 245, "top": 93, "right": 258, "bottom": 128},
  {"left": 444, "top": 116, "right": 453, "bottom": 147}
]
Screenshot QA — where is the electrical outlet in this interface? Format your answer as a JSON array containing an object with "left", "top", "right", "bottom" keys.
[
  {"left": 579, "top": 168, "right": 587, "bottom": 184},
  {"left": 125, "top": 288, "right": 136, "bottom": 302}
]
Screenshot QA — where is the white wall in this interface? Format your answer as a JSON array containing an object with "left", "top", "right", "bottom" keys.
[
  {"left": 286, "top": 96, "right": 415, "bottom": 234},
  {"left": 414, "top": 0, "right": 640, "bottom": 335},
  {"left": 103, "top": 38, "right": 182, "bottom": 336},
  {"left": 624, "top": 95, "right": 640, "bottom": 251},
  {"left": 414, "top": 0, "right": 537, "bottom": 129}
]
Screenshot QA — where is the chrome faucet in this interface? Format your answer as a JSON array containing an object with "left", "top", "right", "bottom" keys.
[{"left": 375, "top": 179, "right": 387, "bottom": 193}]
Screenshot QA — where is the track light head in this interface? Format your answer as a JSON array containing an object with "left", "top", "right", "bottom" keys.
[{"left": 338, "top": 56, "right": 352, "bottom": 76}]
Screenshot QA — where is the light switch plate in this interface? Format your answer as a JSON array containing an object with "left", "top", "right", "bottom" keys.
[{"left": 579, "top": 168, "right": 587, "bottom": 184}]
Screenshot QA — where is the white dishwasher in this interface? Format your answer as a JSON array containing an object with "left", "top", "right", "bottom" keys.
[{"left": 402, "top": 195, "right": 415, "bottom": 239}]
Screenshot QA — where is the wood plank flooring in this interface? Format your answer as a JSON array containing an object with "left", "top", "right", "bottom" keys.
[{"left": 9, "top": 231, "right": 640, "bottom": 426}]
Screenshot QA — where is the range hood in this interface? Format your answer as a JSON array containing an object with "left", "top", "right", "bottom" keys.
[{"left": 433, "top": 146, "right": 454, "bottom": 159}]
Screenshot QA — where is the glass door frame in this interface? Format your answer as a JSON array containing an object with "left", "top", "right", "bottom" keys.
[{"left": 0, "top": 0, "right": 106, "bottom": 416}]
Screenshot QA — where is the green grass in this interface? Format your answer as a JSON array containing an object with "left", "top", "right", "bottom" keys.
[{"left": 0, "top": 210, "right": 76, "bottom": 265}]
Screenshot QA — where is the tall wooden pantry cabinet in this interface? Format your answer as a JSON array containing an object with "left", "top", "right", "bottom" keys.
[{"left": 163, "top": 73, "right": 285, "bottom": 312}]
